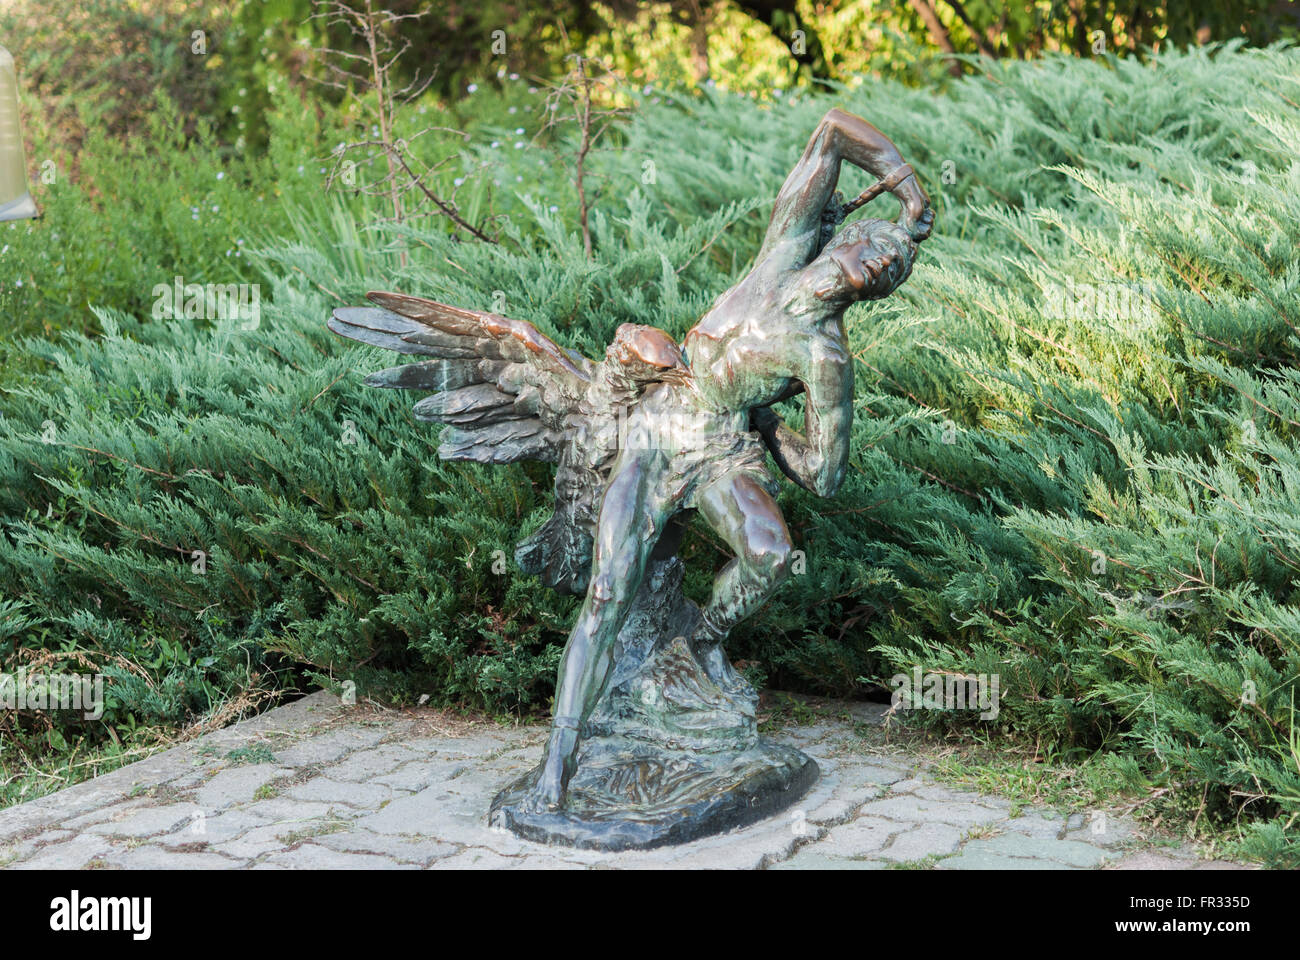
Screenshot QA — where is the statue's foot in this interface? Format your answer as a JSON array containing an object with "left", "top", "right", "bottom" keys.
[{"left": 522, "top": 722, "right": 580, "bottom": 813}]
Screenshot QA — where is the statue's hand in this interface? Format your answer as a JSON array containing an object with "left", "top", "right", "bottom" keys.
[
  {"left": 903, "top": 203, "right": 935, "bottom": 242},
  {"left": 894, "top": 174, "right": 934, "bottom": 243}
]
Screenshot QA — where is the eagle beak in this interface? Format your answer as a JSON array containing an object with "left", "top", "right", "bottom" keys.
[{"left": 661, "top": 365, "right": 692, "bottom": 386}]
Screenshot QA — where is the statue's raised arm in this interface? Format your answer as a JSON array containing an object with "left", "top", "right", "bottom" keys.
[{"left": 758, "top": 108, "right": 934, "bottom": 269}]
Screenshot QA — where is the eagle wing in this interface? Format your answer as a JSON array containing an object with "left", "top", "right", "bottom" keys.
[
  {"left": 329, "top": 291, "right": 603, "bottom": 594},
  {"left": 328, "top": 291, "right": 594, "bottom": 464}
]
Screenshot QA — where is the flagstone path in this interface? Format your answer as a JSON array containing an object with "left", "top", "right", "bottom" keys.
[{"left": 0, "top": 692, "right": 1252, "bottom": 870}]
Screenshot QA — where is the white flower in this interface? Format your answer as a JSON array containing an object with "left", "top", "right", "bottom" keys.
[
  {"left": 454, "top": 177, "right": 464, "bottom": 186},
  {"left": 514, "top": 141, "right": 523, "bottom": 149},
  {"left": 508, "top": 106, "right": 517, "bottom": 114},
  {"left": 548, "top": 205, "right": 558, "bottom": 212},
  {"left": 467, "top": 83, "right": 478, "bottom": 93},
  {"left": 216, "top": 171, "right": 225, "bottom": 180},
  {"left": 514, "top": 127, "right": 524, "bottom": 134},
  {"left": 491, "top": 141, "right": 500, "bottom": 148},
  {"left": 509, "top": 73, "right": 519, "bottom": 80}
]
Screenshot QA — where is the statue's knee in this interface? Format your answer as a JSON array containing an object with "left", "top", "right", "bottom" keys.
[
  {"left": 749, "top": 540, "right": 792, "bottom": 586},
  {"left": 587, "top": 562, "right": 643, "bottom": 618}
]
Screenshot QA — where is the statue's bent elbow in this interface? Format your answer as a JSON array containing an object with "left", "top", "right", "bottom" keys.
[
  {"left": 812, "top": 477, "right": 842, "bottom": 499},
  {"left": 809, "top": 463, "right": 846, "bottom": 499}
]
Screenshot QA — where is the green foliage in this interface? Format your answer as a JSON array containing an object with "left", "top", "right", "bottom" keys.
[
  {"left": 0, "top": 0, "right": 231, "bottom": 147},
  {"left": 0, "top": 74, "right": 503, "bottom": 368},
  {"left": 1, "top": 100, "right": 274, "bottom": 347},
  {"left": 2, "top": 44, "right": 1299, "bottom": 863},
  {"left": 225, "top": 743, "right": 277, "bottom": 765}
]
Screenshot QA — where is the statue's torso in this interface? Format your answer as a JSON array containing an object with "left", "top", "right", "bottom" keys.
[{"left": 682, "top": 254, "right": 847, "bottom": 413}]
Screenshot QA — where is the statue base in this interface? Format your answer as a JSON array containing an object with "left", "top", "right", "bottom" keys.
[{"left": 489, "top": 557, "right": 818, "bottom": 851}]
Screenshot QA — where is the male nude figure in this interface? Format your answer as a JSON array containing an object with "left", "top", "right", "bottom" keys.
[{"left": 530, "top": 109, "right": 935, "bottom": 810}]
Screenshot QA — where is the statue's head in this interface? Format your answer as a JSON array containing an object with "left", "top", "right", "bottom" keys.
[
  {"left": 605, "top": 323, "right": 689, "bottom": 385},
  {"left": 808, "top": 217, "right": 917, "bottom": 307}
]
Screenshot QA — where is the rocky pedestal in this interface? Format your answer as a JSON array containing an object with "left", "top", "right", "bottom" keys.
[{"left": 489, "top": 557, "right": 818, "bottom": 851}]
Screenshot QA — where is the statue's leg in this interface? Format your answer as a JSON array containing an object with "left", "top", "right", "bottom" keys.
[
  {"left": 533, "top": 453, "right": 670, "bottom": 808},
  {"left": 693, "top": 471, "right": 794, "bottom": 671}
]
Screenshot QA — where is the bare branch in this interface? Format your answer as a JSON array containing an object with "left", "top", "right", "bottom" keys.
[{"left": 309, "top": 0, "right": 496, "bottom": 250}]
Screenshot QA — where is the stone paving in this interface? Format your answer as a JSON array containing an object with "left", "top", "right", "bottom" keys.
[{"left": 0, "top": 692, "right": 1252, "bottom": 870}]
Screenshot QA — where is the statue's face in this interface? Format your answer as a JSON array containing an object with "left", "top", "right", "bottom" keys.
[{"left": 814, "top": 219, "right": 915, "bottom": 305}]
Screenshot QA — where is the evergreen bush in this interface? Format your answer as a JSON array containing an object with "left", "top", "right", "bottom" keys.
[{"left": 2, "top": 44, "right": 1296, "bottom": 861}]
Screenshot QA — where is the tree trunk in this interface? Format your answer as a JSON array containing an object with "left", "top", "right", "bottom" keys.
[{"left": 907, "top": 0, "right": 963, "bottom": 77}]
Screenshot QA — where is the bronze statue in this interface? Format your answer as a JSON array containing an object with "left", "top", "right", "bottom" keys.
[{"left": 330, "top": 109, "right": 933, "bottom": 849}]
